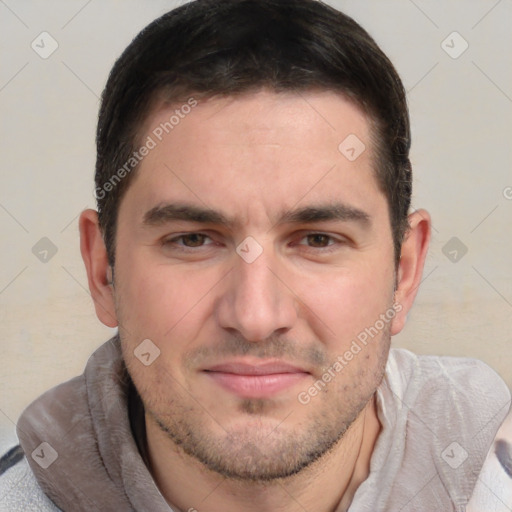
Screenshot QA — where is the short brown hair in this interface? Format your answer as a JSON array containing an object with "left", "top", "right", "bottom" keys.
[{"left": 95, "top": 0, "right": 412, "bottom": 267}]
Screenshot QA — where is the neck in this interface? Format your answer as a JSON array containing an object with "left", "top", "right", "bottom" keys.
[{"left": 146, "top": 396, "right": 381, "bottom": 512}]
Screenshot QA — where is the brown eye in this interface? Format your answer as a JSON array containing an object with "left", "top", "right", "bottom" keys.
[
  {"left": 179, "top": 233, "right": 208, "bottom": 247},
  {"left": 162, "top": 233, "right": 213, "bottom": 249},
  {"left": 305, "top": 234, "right": 332, "bottom": 247}
]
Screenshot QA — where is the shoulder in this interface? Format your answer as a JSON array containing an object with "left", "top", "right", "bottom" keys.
[
  {"left": 386, "top": 348, "right": 511, "bottom": 409},
  {"left": 0, "top": 445, "right": 61, "bottom": 511},
  {"left": 385, "top": 348, "right": 511, "bottom": 445},
  {"left": 382, "top": 349, "right": 510, "bottom": 505}
]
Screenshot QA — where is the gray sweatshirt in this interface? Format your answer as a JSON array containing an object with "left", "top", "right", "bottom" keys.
[{"left": 0, "top": 336, "right": 510, "bottom": 511}]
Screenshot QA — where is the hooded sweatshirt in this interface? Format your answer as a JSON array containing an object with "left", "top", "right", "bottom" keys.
[{"left": 0, "top": 335, "right": 510, "bottom": 511}]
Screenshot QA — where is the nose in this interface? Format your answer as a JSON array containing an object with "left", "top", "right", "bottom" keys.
[{"left": 215, "top": 246, "right": 298, "bottom": 342}]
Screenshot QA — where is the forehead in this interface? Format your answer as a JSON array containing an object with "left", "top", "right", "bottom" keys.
[
  {"left": 122, "top": 90, "right": 386, "bottom": 225},
  {"left": 144, "top": 89, "right": 372, "bottom": 158}
]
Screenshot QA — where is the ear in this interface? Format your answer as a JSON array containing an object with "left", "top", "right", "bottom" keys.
[
  {"left": 390, "top": 209, "right": 431, "bottom": 335},
  {"left": 78, "top": 209, "right": 118, "bottom": 328}
]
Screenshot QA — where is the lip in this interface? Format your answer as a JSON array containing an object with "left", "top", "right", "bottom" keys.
[{"left": 203, "top": 361, "right": 310, "bottom": 398}]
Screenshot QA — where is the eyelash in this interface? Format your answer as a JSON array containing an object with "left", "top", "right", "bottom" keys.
[{"left": 161, "top": 232, "right": 345, "bottom": 253}]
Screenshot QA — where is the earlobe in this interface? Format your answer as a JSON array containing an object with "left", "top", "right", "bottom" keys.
[
  {"left": 390, "top": 209, "right": 431, "bottom": 335},
  {"left": 78, "top": 209, "right": 118, "bottom": 328}
]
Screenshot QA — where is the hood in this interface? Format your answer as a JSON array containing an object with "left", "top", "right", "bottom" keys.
[{"left": 16, "top": 335, "right": 173, "bottom": 512}]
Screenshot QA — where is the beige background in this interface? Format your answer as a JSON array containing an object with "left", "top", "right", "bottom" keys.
[{"left": 1, "top": 0, "right": 511, "bottom": 449}]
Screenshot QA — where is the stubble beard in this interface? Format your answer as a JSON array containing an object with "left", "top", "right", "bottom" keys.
[{"left": 136, "top": 332, "right": 390, "bottom": 483}]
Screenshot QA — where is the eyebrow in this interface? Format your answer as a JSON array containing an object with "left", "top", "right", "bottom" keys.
[
  {"left": 280, "top": 204, "right": 370, "bottom": 226},
  {"left": 143, "top": 204, "right": 231, "bottom": 226},
  {"left": 142, "top": 202, "right": 371, "bottom": 228}
]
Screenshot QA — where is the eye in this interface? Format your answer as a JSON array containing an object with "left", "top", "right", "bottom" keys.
[
  {"left": 162, "top": 233, "right": 213, "bottom": 249},
  {"left": 295, "top": 232, "right": 342, "bottom": 249},
  {"left": 290, "top": 232, "right": 351, "bottom": 256},
  {"left": 179, "top": 233, "right": 210, "bottom": 247},
  {"left": 301, "top": 233, "right": 335, "bottom": 248}
]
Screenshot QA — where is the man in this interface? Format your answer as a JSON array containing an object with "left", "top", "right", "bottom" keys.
[{"left": 0, "top": 0, "right": 510, "bottom": 510}]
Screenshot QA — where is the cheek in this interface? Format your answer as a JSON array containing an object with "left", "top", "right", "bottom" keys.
[
  {"left": 295, "top": 263, "right": 395, "bottom": 344},
  {"left": 115, "top": 260, "right": 211, "bottom": 390},
  {"left": 114, "top": 251, "right": 222, "bottom": 341}
]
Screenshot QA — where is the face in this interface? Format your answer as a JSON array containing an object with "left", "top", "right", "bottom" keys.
[{"left": 112, "top": 90, "right": 397, "bottom": 480}]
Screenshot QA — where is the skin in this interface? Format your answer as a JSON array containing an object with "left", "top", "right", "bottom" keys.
[{"left": 80, "top": 90, "right": 430, "bottom": 511}]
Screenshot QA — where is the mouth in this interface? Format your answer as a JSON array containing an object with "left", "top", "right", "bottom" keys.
[{"left": 203, "top": 361, "right": 310, "bottom": 399}]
